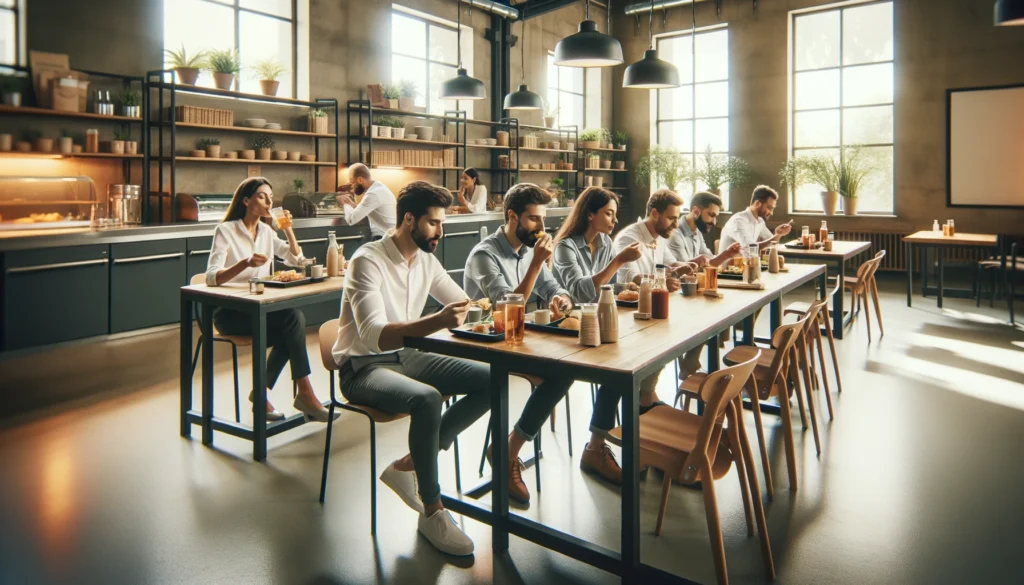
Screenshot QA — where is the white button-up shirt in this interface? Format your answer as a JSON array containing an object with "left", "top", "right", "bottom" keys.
[
  {"left": 612, "top": 219, "right": 666, "bottom": 284},
  {"left": 332, "top": 232, "right": 466, "bottom": 365},
  {"left": 205, "top": 219, "right": 304, "bottom": 286},
  {"left": 466, "top": 185, "right": 488, "bottom": 214},
  {"left": 343, "top": 180, "right": 398, "bottom": 238},
  {"left": 719, "top": 209, "right": 773, "bottom": 252}
]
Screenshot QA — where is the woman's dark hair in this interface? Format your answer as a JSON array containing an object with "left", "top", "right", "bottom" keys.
[
  {"left": 555, "top": 187, "right": 619, "bottom": 243},
  {"left": 396, "top": 181, "right": 454, "bottom": 226},
  {"left": 462, "top": 168, "right": 480, "bottom": 188},
  {"left": 223, "top": 177, "right": 273, "bottom": 224}
]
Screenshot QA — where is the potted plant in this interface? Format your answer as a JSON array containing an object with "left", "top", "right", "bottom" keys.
[
  {"left": 397, "top": 79, "right": 419, "bottom": 111},
  {"left": 781, "top": 148, "right": 875, "bottom": 215},
  {"left": 293, "top": 178, "right": 307, "bottom": 194},
  {"left": 115, "top": 129, "right": 137, "bottom": 155},
  {"left": 600, "top": 157, "right": 612, "bottom": 169},
  {"left": 118, "top": 88, "right": 141, "bottom": 118},
  {"left": 690, "top": 145, "right": 751, "bottom": 196},
  {"left": 253, "top": 58, "right": 287, "bottom": 96},
  {"left": 251, "top": 133, "right": 274, "bottom": 160},
  {"left": 206, "top": 48, "right": 240, "bottom": 91},
  {"left": 382, "top": 116, "right": 405, "bottom": 139},
  {"left": 580, "top": 129, "right": 602, "bottom": 150},
  {"left": 58, "top": 129, "right": 73, "bottom": 154},
  {"left": 109, "top": 129, "right": 126, "bottom": 155},
  {"left": 614, "top": 130, "right": 628, "bottom": 151},
  {"left": 543, "top": 101, "right": 559, "bottom": 128},
  {"left": 549, "top": 177, "right": 564, "bottom": 201},
  {"left": 308, "top": 108, "right": 328, "bottom": 134},
  {"left": 198, "top": 137, "right": 220, "bottom": 159},
  {"left": 598, "top": 128, "right": 612, "bottom": 149},
  {"left": 164, "top": 44, "right": 207, "bottom": 86},
  {"left": 0, "top": 73, "right": 26, "bottom": 107},
  {"left": 382, "top": 84, "right": 400, "bottom": 109},
  {"left": 636, "top": 145, "right": 689, "bottom": 190}
]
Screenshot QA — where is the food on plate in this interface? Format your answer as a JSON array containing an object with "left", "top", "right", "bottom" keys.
[
  {"left": 558, "top": 317, "right": 581, "bottom": 331},
  {"left": 568, "top": 309, "right": 581, "bottom": 320},
  {"left": 271, "top": 270, "right": 304, "bottom": 282},
  {"left": 617, "top": 290, "right": 640, "bottom": 302},
  {"left": 472, "top": 298, "right": 492, "bottom": 312},
  {"left": 493, "top": 311, "right": 506, "bottom": 333},
  {"left": 471, "top": 323, "right": 492, "bottom": 334},
  {"left": 625, "top": 282, "right": 639, "bottom": 292},
  {"left": 723, "top": 265, "right": 743, "bottom": 275}
]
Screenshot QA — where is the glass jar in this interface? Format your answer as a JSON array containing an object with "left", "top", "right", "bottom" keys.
[
  {"left": 579, "top": 303, "right": 601, "bottom": 347},
  {"left": 502, "top": 293, "right": 525, "bottom": 346}
]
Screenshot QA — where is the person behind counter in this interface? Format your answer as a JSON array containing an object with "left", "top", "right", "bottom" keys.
[
  {"left": 456, "top": 168, "right": 488, "bottom": 214},
  {"left": 205, "top": 177, "right": 334, "bottom": 423},
  {"left": 337, "top": 163, "right": 398, "bottom": 240}
]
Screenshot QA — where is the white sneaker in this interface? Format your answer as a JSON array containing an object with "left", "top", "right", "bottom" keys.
[
  {"left": 380, "top": 462, "right": 424, "bottom": 514},
  {"left": 418, "top": 509, "right": 475, "bottom": 556}
]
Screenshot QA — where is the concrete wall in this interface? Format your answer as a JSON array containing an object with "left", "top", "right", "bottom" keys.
[{"left": 612, "top": 0, "right": 1024, "bottom": 235}]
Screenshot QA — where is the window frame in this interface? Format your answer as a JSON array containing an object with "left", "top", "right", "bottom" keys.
[
  {"left": 391, "top": 8, "right": 461, "bottom": 115},
  {"left": 1, "top": 0, "right": 23, "bottom": 67},
  {"left": 546, "top": 52, "right": 586, "bottom": 129},
  {"left": 788, "top": 0, "right": 895, "bottom": 215},
  {"left": 654, "top": 25, "right": 730, "bottom": 207}
]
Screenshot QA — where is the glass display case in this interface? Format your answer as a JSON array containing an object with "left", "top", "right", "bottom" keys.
[{"left": 0, "top": 176, "right": 99, "bottom": 230}]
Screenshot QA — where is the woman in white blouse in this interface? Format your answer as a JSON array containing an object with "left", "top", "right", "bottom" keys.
[
  {"left": 456, "top": 168, "right": 488, "bottom": 214},
  {"left": 205, "top": 177, "right": 333, "bottom": 422}
]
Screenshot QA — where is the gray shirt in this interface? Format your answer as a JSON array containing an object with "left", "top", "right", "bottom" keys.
[
  {"left": 464, "top": 229, "right": 568, "bottom": 304},
  {"left": 666, "top": 219, "right": 713, "bottom": 264},
  {"left": 553, "top": 232, "right": 616, "bottom": 304}
]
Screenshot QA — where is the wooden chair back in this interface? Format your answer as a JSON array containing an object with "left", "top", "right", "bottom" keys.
[
  {"left": 757, "top": 316, "right": 809, "bottom": 399},
  {"left": 679, "top": 352, "right": 760, "bottom": 483},
  {"left": 190, "top": 273, "right": 205, "bottom": 286},
  {"left": 318, "top": 319, "right": 341, "bottom": 372},
  {"left": 826, "top": 274, "right": 844, "bottom": 300}
]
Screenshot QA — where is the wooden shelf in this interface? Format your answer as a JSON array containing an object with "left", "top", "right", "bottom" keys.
[
  {"left": 0, "top": 105, "right": 143, "bottom": 122},
  {"left": 368, "top": 165, "right": 461, "bottom": 170},
  {"left": 348, "top": 105, "right": 466, "bottom": 124},
  {"left": 161, "top": 156, "right": 336, "bottom": 166},
  {"left": 582, "top": 168, "right": 628, "bottom": 173},
  {"left": 0, "top": 151, "right": 142, "bottom": 159},
  {"left": 0, "top": 200, "right": 94, "bottom": 206},
  {"left": 349, "top": 135, "right": 458, "bottom": 147},
  {"left": 518, "top": 147, "right": 576, "bottom": 154},
  {"left": 153, "top": 82, "right": 330, "bottom": 108},
  {"left": 466, "top": 144, "right": 511, "bottom": 150},
  {"left": 580, "top": 146, "right": 626, "bottom": 153},
  {"left": 518, "top": 169, "right": 576, "bottom": 173},
  {"left": 166, "top": 122, "right": 336, "bottom": 138}
]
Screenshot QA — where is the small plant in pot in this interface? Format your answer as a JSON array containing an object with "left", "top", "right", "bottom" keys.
[
  {"left": 251, "top": 133, "right": 275, "bottom": 160},
  {"left": 381, "top": 116, "right": 405, "bottom": 139},
  {"left": 781, "top": 147, "right": 875, "bottom": 216},
  {"left": 598, "top": 128, "right": 612, "bottom": 149},
  {"left": 397, "top": 79, "right": 419, "bottom": 111},
  {"left": 0, "top": 73, "right": 26, "bottom": 107},
  {"left": 198, "top": 137, "right": 220, "bottom": 159},
  {"left": 58, "top": 128, "right": 74, "bottom": 154},
  {"left": 119, "top": 88, "right": 142, "bottom": 118},
  {"left": 110, "top": 129, "right": 128, "bottom": 155},
  {"left": 691, "top": 145, "right": 751, "bottom": 197},
  {"left": 636, "top": 145, "right": 689, "bottom": 191},
  {"left": 579, "top": 128, "right": 603, "bottom": 150},
  {"left": 308, "top": 108, "right": 328, "bottom": 134},
  {"left": 165, "top": 44, "right": 207, "bottom": 86},
  {"left": 118, "top": 128, "right": 138, "bottom": 155},
  {"left": 543, "top": 100, "right": 559, "bottom": 128},
  {"left": 206, "top": 48, "right": 240, "bottom": 91},
  {"left": 549, "top": 177, "right": 564, "bottom": 201},
  {"left": 253, "top": 58, "right": 287, "bottom": 96},
  {"left": 292, "top": 178, "right": 307, "bottom": 194},
  {"left": 614, "top": 130, "right": 628, "bottom": 151},
  {"left": 382, "top": 83, "right": 400, "bottom": 109}
]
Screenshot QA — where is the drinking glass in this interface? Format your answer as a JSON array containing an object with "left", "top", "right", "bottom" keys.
[
  {"left": 502, "top": 293, "right": 526, "bottom": 346},
  {"left": 269, "top": 207, "right": 292, "bottom": 230}
]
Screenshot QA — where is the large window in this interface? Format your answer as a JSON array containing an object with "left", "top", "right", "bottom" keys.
[
  {"left": 790, "top": 1, "right": 894, "bottom": 214},
  {"left": 546, "top": 53, "right": 585, "bottom": 129},
  {"left": 655, "top": 27, "right": 729, "bottom": 207},
  {"left": 391, "top": 9, "right": 466, "bottom": 116},
  {"left": 0, "top": 0, "right": 21, "bottom": 66},
  {"left": 164, "top": 0, "right": 298, "bottom": 98}
]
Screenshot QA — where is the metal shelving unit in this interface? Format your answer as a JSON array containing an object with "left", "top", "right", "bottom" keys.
[{"left": 515, "top": 124, "right": 578, "bottom": 203}]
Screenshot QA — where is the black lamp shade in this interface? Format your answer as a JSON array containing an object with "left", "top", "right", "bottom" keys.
[
  {"left": 439, "top": 68, "right": 486, "bottom": 100},
  {"left": 553, "top": 20, "right": 624, "bottom": 68},
  {"left": 503, "top": 84, "right": 544, "bottom": 110},
  {"left": 995, "top": 0, "right": 1024, "bottom": 25},
  {"left": 623, "top": 50, "right": 680, "bottom": 89}
]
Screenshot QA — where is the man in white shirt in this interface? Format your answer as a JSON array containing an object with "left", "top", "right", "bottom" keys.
[
  {"left": 337, "top": 163, "right": 398, "bottom": 240},
  {"left": 612, "top": 189, "right": 696, "bottom": 291},
  {"left": 719, "top": 185, "right": 793, "bottom": 252},
  {"left": 332, "top": 181, "right": 488, "bottom": 557}
]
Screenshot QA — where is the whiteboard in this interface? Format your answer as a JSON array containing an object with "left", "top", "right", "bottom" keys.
[{"left": 948, "top": 85, "right": 1024, "bottom": 208}]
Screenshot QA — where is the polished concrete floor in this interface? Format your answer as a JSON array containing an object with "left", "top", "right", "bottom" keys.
[{"left": 2, "top": 275, "right": 1024, "bottom": 585}]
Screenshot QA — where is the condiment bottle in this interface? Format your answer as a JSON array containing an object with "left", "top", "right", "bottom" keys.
[
  {"left": 651, "top": 268, "right": 670, "bottom": 319},
  {"left": 85, "top": 129, "right": 99, "bottom": 153},
  {"left": 768, "top": 244, "right": 780, "bottom": 274},
  {"left": 948, "top": 219, "right": 956, "bottom": 236},
  {"left": 638, "top": 274, "right": 653, "bottom": 315},
  {"left": 579, "top": 303, "right": 601, "bottom": 347},
  {"left": 933, "top": 219, "right": 940, "bottom": 232},
  {"left": 819, "top": 220, "right": 829, "bottom": 243},
  {"left": 326, "top": 231, "right": 340, "bottom": 277},
  {"left": 597, "top": 284, "right": 618, "bottom": 343}
]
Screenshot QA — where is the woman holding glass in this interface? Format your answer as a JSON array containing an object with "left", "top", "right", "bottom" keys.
[
  {"left": 205, "top": 177, "right": 334, "bottom": 422},
  {"left": 552, "top": 187, "right": 671, "bottom": 485}
]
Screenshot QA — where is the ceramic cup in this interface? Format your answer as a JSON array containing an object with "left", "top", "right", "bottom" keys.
[
  {"left": 466, "top": 306, "right": 483, "bottom": 323},
  {"left": 310, "top": 265, "right": 324, "bottom": 278},
  {"left": 681, "top": 282, "right": 698, "bottom": 297},
  {"left": 534, "top": 309, "right": 550, "bottom": 325}
]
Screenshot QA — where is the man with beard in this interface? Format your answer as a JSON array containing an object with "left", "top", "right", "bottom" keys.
[
  {"left": 332, "top": 181, "right": 489, "bottom": 557},
  {"left": 463, "top": 183, "right": 574, "bottom": 504},
  {"left": 337, "top": 163, "right": 398, "bottom": 240},
  {"left": 719, "top": 185, "right": 793, "bottom": 252},
  {"left": 666, "top": 191, "right": 743, "bottom": 267},
  {"left": 612, "top": 189, "right": 696, "bottom": 292}
]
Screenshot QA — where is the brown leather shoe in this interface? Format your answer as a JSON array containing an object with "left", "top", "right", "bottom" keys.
[
  {"left": 486, "top": 444, "right": 530, "bottom": 503},
  {"left": 580, "top": 442, "right": 622, "bottom": 485}
]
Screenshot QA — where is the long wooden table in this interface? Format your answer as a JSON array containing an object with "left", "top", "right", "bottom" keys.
[
  {"left": 405, "top": 263, "right": 826, "bottom": 585},
  {"left": 777, "top": 240, "right": 872, "bottom": 339},
  {"left": 903, "top": 231, "right": 998, "bottom": 309},
  {"left": 179, "top": 278, "right": 344, "bottom": 461}
]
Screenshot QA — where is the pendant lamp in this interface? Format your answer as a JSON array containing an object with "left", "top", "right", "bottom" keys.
[
  {"left": 440, "top": 1, "right": 486, "bottom": 100},
  {"left": 553, "top": 0, "right": 623, "bottom": 67},
  {"left": 623, "top": 0, "right": 680, "bottom": 89},
  {"left": 995, "top": 0, "right": 1024, "bottom": 25},
  {"left": 504, "top": 3, "right": 543, "bottom": 110}
]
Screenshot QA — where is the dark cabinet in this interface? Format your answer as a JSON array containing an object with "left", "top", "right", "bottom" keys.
[
  {"left": 110, "top": 240, "right": 186, "bottom": 333},
  {"left": 185, "top": 236, "right": 212, "bottom": 285},
  {"left": 2, "top": 245, "right": 110, "bottom": 351}
]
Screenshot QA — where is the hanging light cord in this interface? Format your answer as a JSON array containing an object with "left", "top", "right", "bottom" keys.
[
  {"left": 456, "top": 1, "right": 462, "bottom": 69},
  {"left": 649, "top": 0, "right": 654, "bottom": 49},
  {"left": 586, "top": 0, "right": 591, "bottom": 21},
  {"left": 520, "top": 4, "right": 527, "bottom": 83}
]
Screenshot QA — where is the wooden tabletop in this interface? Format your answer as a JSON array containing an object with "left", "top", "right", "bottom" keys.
[
  {"left": 902, "top": 231, "right": 998, "bottom": 246},
  {"left": 780, "top": 240, "right": 872, "bottom": 260},
  {"left": 181, "top": 277, "right": 344, "bottom": 304}
]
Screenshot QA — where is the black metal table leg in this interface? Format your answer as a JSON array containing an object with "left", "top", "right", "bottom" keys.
[
  {"left": 834, "top": 258, "right": 846, "bottom": 340},
  {"left": 252, "top": 307, "right": 268, "bottom": 461},
  {"left": 180, "top": 297, "right": 193, "bottom": 438},
  {"left": 620, "top": 373, "right": 641, "bottom": 584},
  {"left": 770, "top": 294, "right": 782, "bottom": 334},
  {"left": 201, "top": 303, "right": 214, "bottom": 445},
  {"left": 906, "top": 241, "right": 913, "bottom": 307},
  {"left": 938, "top": 248, "right": 945, "bottom": 309},
  {"left": 741, "top": 314, "right": 754, "bottom": 345},
  {"left": 491, "top": 363, "right": 510, "bottom": 553},
  {"left": 922, "top": 246, "right": 929, "bottom": 296}
]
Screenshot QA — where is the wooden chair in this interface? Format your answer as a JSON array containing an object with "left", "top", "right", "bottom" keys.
[
  {"left": 188, "top": 273, "right": 244, "bottom": 422},
  {"left": 610, "top": 353, "right": 775, "bottom": 585},
  {"left": 316, "top": 320, "right": 462, "bottom": 534},
  {"left": 844, "top": 250, "right": 886, "bottom": 340},
  {"left": 784, "top": 275, "right": 844, "bottom": 396}
]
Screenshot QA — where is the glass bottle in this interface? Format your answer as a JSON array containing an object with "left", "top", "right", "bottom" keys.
[
  {"left": 768, "top": 244, "right": 780, "bottom": 274},
  {"left": 638, "top": 274, "right": 653, "bottom": 315},
  {"left": 651, "top": 269, "right": 670, "bottom": 319},
  {"left": 326, "top": 231, "right": 340, "bottom": 277},
  {"left": 597, "top": 284, "right": 618, "bottom": 343},
  {"left": 819, "top": 220, "right": 829, "bottom": 243},
  {"left": 933, "top": 219, "right": 940, "bottom": 232}
]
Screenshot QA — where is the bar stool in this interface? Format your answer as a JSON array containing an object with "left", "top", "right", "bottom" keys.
[
  {"left": 188, "top": 273, "right": 243, "bottom": 422},
  {"left": 316, "top": 320, "right": 462, "bottom": 534}
]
